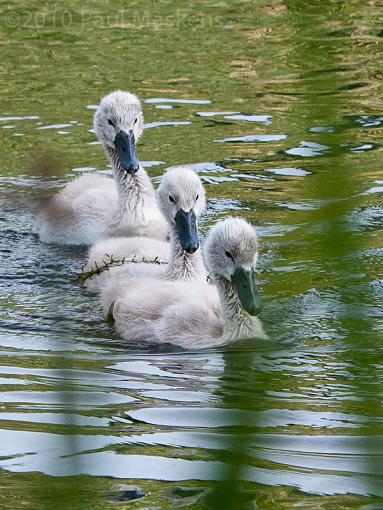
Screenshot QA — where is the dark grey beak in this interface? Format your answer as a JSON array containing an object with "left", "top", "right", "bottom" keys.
[
  {"left": 114, "top": 130, "right": 139, "bottom": 174},
  {"left": 231, "top": 268, "right": 261, "bottom": 315},
  {"left": 175, "top": 209, "right": 199, "bottom": 254}
]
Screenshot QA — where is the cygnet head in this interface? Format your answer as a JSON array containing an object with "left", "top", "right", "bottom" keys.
[
  {"left": 203, "top": 218, "right": 261, "bottom": 315},
  {"left": 157, "top": 166, "right": 206, "bottom": 254},
  {"left": 93, "top": 91, "right": 144, "bottom": 174}
]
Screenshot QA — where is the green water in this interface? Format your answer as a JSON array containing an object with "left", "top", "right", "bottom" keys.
[{"left": 0, "top": 0, "right": 382, "bottom": 508}]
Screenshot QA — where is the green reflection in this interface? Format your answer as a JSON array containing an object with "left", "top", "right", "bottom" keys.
[{"left": 0, "top": 0, "right": 382, "bottom": 508}]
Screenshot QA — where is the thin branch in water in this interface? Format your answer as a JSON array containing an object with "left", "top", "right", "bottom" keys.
[{"left": 79, "top": 253, "right": 167, "bottom": 284}]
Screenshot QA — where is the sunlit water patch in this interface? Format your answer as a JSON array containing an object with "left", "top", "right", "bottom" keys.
[
  {"left": 284, "top": 141, "right": 330, "bottom": 157},
  {"left": 215, "top": 134, "right": 287, "bottom": 143}
]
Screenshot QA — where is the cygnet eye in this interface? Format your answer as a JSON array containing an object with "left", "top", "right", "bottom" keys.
[
  {"left": 134, "top": 118, "right": 138, "bottom": 125},
  {"left": 169, "top": 195, "right": 175, "bottom": 203},
  {"left": 225, "top": 251, "right": 234, "bottom": 260},
  {"left": 108, "top": 119, "right": 115, "bottom": 127},
  {"left": 195, "top": 194, "right": 199, "bottom": 201}
]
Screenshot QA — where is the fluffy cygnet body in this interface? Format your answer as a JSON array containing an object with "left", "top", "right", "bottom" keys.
[
  {"left": 83, "top": 166, "right": 206, "bottom": 291},
  {"left": 34, "top": 91, "right": 167, "bottom": 245},
  {"left": 101, "top": 217, "right": 268, "bottom": 348}
]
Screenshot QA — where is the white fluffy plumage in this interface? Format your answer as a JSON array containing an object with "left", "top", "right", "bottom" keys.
[
  {"left": 83, "top": 236, "right": 170, "bottom": 292},
  {"left": 101, "top": 217, "right": 268, "bottom": 349},
  {"left": 83, "top": 166, "right": 207, "bottom": 291},
  {"left": 33, "top": 91, "right": 167, "bottom": 245}
]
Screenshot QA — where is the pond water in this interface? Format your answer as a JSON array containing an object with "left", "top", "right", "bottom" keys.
[{"left": 0, "top": 1, "right": 382, "bottom": 508}]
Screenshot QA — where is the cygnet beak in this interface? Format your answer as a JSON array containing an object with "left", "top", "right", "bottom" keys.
[
  {"left": 175, "top": 209, "right": 199, "bottom": 254},
  {"left": 231, "top": 268, "right": 261, "bottom": 315},
  {"left": 114, "top": 130, "right": 139, "bottom": 174}
]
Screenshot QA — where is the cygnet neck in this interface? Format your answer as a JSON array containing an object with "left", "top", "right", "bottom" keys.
[
  {"left": 106, "top": 145, "right": 155, "bottom": 221},
  {"left": 163, "top": 225, "right": 206, "bottom": 281},
  {"left": 213, "top": 273, "right": 258, "bottom": 340}
]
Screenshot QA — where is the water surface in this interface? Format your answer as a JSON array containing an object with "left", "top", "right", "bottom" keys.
[{"left": 0, "top": 1, "right": 382, "bottom": 508}]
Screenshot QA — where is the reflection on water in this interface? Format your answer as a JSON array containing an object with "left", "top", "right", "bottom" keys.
[
  {"left": 0, "top": 349, "right": 382, "bottom": 497},
  {"left": 284, "top": 140, "right": 330, "bottom": 157},
  {"left": 0, "top": 0, "right": 382, "bottom": 507},
  {"left": 215, "top": 134, "right": 287, "bottom": 143}
]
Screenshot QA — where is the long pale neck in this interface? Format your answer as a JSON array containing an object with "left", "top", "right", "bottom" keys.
[
  {"left": 163, "top": 227, "right": 206, "bottom": 282},
  {"left": 106, "top": 146, "right": 155, "bottom": 219},
  {"left": 214, "top": 274, "right": 263, "bottom": 340}
]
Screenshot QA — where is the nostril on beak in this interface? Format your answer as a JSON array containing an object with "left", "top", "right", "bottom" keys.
[{"left": 186, "top": 242, "right": 199, "bottom": 254}]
